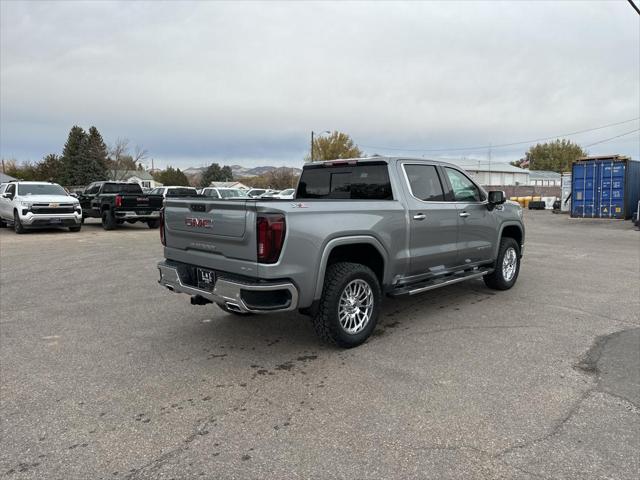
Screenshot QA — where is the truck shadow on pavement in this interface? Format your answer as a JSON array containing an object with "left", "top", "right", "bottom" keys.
[{"left": 172, "top": 279, "right": 501, "bottom": 354}]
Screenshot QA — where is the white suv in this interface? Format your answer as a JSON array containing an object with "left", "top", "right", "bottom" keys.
[{"left": 0, "top": 181, "right": 82, "bottom": 233}]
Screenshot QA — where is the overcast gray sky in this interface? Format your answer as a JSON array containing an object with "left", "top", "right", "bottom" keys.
[{"left": 1, "top": 0, "right": 638, "bottom": 169}]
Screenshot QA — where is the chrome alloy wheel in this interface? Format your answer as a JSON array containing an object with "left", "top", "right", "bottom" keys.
[
  {"left": 338, "top": 279, "right": 374, "bottom": 335},
  {"left": 502, "top": 247, "right": 518, "bottom": 282}
]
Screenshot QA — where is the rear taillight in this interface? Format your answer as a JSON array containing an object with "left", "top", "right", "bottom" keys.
[
  {"left": 257, "top": 213, "right": 286, "bottom": 264},
  {"left": 115, "top": 195, "right": 122, "bottom": 207},
  {"left": 160, "top": 208, "right": 166, "bottom": 246}
]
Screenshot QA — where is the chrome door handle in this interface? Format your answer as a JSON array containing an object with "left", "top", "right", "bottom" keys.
[
  {"left": 459, "top": 212, "right": 470, "bottom": 218},
  {"left": 413, "top": 213, "right": 426, "bottom": 220}
]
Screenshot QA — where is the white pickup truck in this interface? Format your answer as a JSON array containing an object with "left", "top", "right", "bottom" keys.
[{"left": 0, "top": 181, "right": 82, "bottom": 233}]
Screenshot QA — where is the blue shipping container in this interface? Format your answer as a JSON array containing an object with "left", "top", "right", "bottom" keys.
[{"left": 571, "top": 158, "right": 640, "bottom": 219}]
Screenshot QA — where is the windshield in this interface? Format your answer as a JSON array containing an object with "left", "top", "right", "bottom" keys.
[
  {"left": 18, "top": 184, "right": 68, "bottom": 196},
  {"left": 102, "top": 183, "right": 143, "bottom": 194},
  {"left": 166, "top": 188, "right": 197, "bottom": 197}
]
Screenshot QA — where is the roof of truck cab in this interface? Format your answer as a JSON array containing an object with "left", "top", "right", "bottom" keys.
[{"left": 303, "top": 156, "right": 461, "bottom": 167}]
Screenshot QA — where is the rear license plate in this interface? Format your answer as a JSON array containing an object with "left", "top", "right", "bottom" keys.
[
  {"left": 49, "top": 218, "right": 62, "bottom": 224},
  {"left": 197, "top": 268, "right": 216, "bottom": 291}
]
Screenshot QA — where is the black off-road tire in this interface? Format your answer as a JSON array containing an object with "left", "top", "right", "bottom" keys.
[
  {"left": 69, "top": 225, "right": 82, "bottom": 232},
  {"left": 13, "top": 211, "right": 25, "bottom": 234},
  {"left": 147, "top": 219, "right": 161, "bottom": 229},
  {"left": 101, "top": 210, "right": 117, "bottom": 230},
  {"left": 0, "top": 217, "right": 6, "bottom": 228},
  {"left": 484, "top": 237, "right": 520, "bottom": 290},
  {"left": 311, "top": 262, "right": 381, "bottom": 348}
]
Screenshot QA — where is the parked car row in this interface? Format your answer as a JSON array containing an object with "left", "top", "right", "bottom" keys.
[{"left": 0, "top": 180, "right": 299, "bottom": 234}]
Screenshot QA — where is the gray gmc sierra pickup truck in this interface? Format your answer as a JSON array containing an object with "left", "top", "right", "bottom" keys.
[{"left": 158, "top": 157, "right": 524, "bottom": 347}]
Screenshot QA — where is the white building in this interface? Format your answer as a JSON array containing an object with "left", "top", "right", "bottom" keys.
[
  {"left": 208, "top": 181, "right": 250, "bottom": 190},
  {"left": 110, "top": 170, "right": 162, "bottom": 189},
  {"left": 528, "top": 170, "right": 561, "bottom": 187},
  {"left": 450, "top": 161, "right": 530, "bottom": 186}
]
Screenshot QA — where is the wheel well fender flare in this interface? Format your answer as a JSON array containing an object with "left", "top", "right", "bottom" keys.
[
  {"left": 496, "top": 222, "right": 524, "bottom": 258},
  {"left": 313, "top": 235, "right": 389, "bottom": 300}
]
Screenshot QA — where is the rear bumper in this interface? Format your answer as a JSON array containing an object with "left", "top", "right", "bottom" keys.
[
  {"left": 157, "top": 260, "right": 299, "bottom": 313},
  {"left": 116, "top": 210, "right": 160, "bottom": 220}
]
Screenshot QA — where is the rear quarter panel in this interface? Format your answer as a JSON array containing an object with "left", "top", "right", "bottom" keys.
[{"left": 255, "top": 199, "right": 408, "bottom": 306}]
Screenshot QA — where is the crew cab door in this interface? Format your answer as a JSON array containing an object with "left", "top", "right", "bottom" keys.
[
  {"left": 79, "top": 183, "right": 101, "bottom": 217},
  {"left": 399, "top": 162, "right": 460, "bottom": 276},
  {"left": 441, "top": 167, "right": 496, "bottom": 265}
]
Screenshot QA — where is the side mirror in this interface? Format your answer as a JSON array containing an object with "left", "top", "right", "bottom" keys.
[
  {"left": 2, "top": 192, "right": 12, "bottom": 199},
  {"left": 69, "top": 192, "right": 78, "bottom": 198},
  {"left": 488, "top": 190, "right": 506, "bottom": 207}
]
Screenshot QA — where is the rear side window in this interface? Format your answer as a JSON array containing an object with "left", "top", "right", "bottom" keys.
[
  {"left": 297, "top": 163, "right": 393, "bottom": 200},
  {"left": 404, "top": 165, "right": 445, "bottom": 201},
  {"left": 102, "top": 183, "right": 143, "bottom": 194}
]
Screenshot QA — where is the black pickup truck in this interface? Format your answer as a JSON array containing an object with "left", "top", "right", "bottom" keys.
[{"left": 78, "top": 181, "right": 164, "bottom": 230}]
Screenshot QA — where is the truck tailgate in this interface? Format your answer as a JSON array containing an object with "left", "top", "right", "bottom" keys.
[
  {"left": 120, "top": 194, "right": 163, "bottom": 210},
  {"left": 164, "top": 198, "right": 257, "bottom": 264}
]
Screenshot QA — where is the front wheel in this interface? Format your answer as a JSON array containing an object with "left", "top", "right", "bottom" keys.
[
  {"left": 312, "top": 262, "right": 381, "bottom": 348},
  {"left": 484, "top": 237, "right": 520, "bottom": 290},
  {"left": 13, "top": 211, "right": 25, "bottom": 234},
  {"left": 147, "top": 219, "right": 160, "bottom": 229}
]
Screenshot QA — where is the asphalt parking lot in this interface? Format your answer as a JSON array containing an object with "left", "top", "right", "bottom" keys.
[{"left": 1, "top": 212, "right": 638, "bottom": 480}]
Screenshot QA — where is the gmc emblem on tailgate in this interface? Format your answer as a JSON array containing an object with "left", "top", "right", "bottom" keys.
[{"left": 185, "top": 217, "right": 212, "bottom": 229}]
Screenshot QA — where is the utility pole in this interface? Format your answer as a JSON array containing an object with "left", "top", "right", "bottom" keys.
[{"left": 310, "top": 131, "right": 315, "bottom": 162}]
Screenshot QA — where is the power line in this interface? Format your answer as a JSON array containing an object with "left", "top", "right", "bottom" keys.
[
  {"left": 583, "top": 128, "right": 639, "bottom": 147},
  {"left": 627, "top": 0, "right": 640, "bottom": 16},
  {"left": 358, "top": 117, "right": 640, "bottom": 153}
]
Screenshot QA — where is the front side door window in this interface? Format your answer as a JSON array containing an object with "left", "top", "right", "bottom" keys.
[{"left": 444, "top": 168, "right": 483, "bottom": 202}]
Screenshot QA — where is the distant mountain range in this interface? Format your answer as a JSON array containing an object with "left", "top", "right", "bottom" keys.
[{"left": 182, "top": 165, "right": 302, "bottom": 181}]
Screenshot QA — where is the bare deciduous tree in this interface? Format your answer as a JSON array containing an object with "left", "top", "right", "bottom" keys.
[{"left": 108, "top": 138, "right": 150, "bottom": 179}]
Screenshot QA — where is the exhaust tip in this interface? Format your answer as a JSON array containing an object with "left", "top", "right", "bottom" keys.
[{"left": 225, "top": 302, "right": 243, "bottom": 313}]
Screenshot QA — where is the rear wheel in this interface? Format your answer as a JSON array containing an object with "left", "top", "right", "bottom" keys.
[
  {"left": 312, "top": 262, "right": 381, "bottom": 348},
  {"left": 0, "top": 217, "right": 6, "bottom": 228},
  {"left": 484, "top": 237, "right": 520, "bottom": 290},
  {"left": 13, "top": 211, "right": 25, "bottom": 234},
  {"left": 101, "top": 210, "right": 116, "bottom": 230},
  {"left": 147, "top": 219, "right": 160, "bottom": 229}
]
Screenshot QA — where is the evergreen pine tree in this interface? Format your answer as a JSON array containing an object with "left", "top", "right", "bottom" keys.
[
  {"left": 60, "top": 126, "right": 88, "bottom": 186},
  {"left": 86, "top": 126, "right": 109, "bottom": 182}
]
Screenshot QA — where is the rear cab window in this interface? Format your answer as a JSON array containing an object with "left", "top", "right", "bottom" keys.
[
  {"left": 103, "top": 183, "right": 143, "bottom": 194},
  {"left": 296, "top": 161, "right": 393, "bottom": 200}
]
